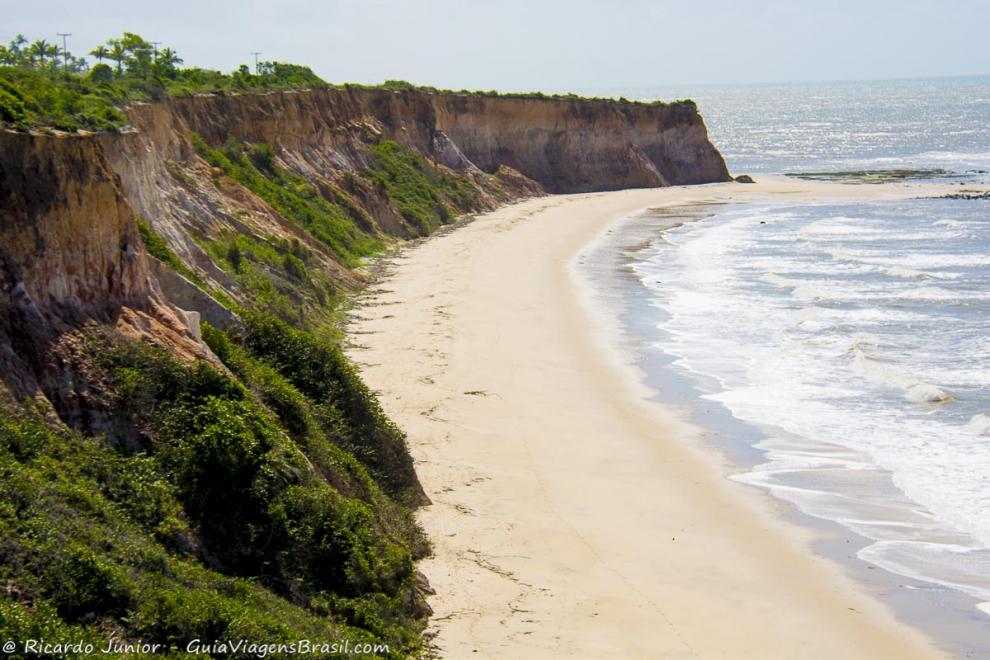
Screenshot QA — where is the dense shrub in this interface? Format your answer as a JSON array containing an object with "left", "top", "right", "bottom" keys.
[
  {"left": 0, "top": 405, "right": 388, "bottom": 654},
  {"left": 226, "top": 312, "right": 423, "bottom": 502},
  {"left": 0, "top": 68, "right": 126, "bottom": 131}
]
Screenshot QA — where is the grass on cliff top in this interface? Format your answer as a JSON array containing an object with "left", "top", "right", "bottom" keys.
[
  {"left": 0, "top": 64, "right": 328, "bottom": 132},
  {"left": 359, "top": 79, "right": 696, "bottom": 107},
  {"left": 0, "top": 315, "right": 428, "bottom": 656}
]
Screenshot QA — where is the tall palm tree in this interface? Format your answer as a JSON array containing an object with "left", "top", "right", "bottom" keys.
[
  {"left": 28, "top": 39, "right": 52, "bottom": 68},
  {"left": 157, "top": 48, "right": 182, "bottom": 69},
  {"left": 107, "top": 41, "right": 127, "bottom": 76},
  {"left": 9, "top": 34, "right": 27, "bottom": 59},
  {"left": 90, "top": 45, "right": 110, "bottom": 63},
  {"left": 44, "top": 43, "right": 59, "bottom": 69}
]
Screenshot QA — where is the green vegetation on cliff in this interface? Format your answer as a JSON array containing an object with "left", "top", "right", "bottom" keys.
[
  {"left": 136, "top": 217, "right": 207, "bottom": 288},
  {"left": 0, "top": 32, "right": 690, "bottom": 133},
  {"left": 0, "top": 33, "right": 327, "bottom": 132},
  {"left": 0, "top": 408, "right": 391, "bottom": 658},
  {"left": 202, "top": 231, "right": 339, "bottom": 324},
  {"left": 0, "top": 318, "right": 427, "bottom": 657},
  {"left": 366, "top": 140, "right": 479, "bottom": 233},
  {"left": 193, "top": 136, "right": 381, "bottom": 267}
]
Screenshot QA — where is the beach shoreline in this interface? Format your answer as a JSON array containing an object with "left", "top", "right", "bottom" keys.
[
  {"left": 346, "top": 176, "right": 975, "bottom": 658},
  {"left": 575, "top": 197, "right": 990, "bottom": 658}
]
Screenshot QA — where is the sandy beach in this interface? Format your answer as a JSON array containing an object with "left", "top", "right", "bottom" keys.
[{"left": 346, "top": 176, "right": 967, "bottom": 658}]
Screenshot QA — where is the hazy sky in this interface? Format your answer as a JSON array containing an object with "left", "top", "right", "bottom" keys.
[{"left": 3, "top": 0, "right": 989, "bottom": 90}]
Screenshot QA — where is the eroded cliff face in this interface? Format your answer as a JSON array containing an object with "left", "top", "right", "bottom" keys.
[
  {"left": 1, "top": 87, "right": 728, "bottom": 428},
  {"left": 99, "top": 87, "right": 727, "bottom": 305},
  {"left": 431, "top": 92, "right": 729, "bottom": 191},
  {"left": 0, "top": 131, "right": 202, "bottom": 413},
  {"left": 122, "top": 88, "right": 729, "bottom": 197}
]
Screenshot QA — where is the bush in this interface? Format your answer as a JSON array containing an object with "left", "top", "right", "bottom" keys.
[
  {"left": 230, "top": 312, "right": 422, "bottom": 501},
  {"left": 83, "top": 333, "right": 425, "bottom": 652},
  {"left": 0, "top": 86, "right": 26, "bottom": 123},
  {"left": 0, "top": 67, "right": 126, "bottom": 132},
  {"left": 45, "top": 545, "right": 133, "bottom": 618},
  {"left": 89, "top": 63, "right": 113, "bottom": 84},
  {"left": 270, "top": 483, "right": 412, "bottom": 596},
  {"left": 0, "top": 405, "right": 370, "bottom": 652},
  {"left": 365, "top": 141, "right": 453, "bottom": 234}
]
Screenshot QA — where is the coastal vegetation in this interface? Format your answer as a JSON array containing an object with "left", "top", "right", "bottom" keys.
[
  {"left": 0, "top": 32, "right": 327, "bottom": 132},
  {"left": 0, "top": 32, "right": 688, "bottom": 133},
  {"left": 192, "top": 135, "right": 382, "bottom": 268},
  {"left": 368, "top": 78, "right": 690, "bottom": 106},
  {"left": 366, "top": 140, "right": 480, "bottom": 233},
  {"left": 0, "top": 326, "right": 427, "bottom": 656}
]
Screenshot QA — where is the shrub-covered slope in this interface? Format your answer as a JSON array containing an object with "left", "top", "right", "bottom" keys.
[{"left": 0, "top": 126, "right": 483, "bottom": 657}]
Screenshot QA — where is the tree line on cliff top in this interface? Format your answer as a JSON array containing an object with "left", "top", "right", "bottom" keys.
[
  {"left": 0, "top": 31, "right": 687, "bottom": 133},
  {"left": 0, "top": 32, "right": 327, "bottom": 131}
]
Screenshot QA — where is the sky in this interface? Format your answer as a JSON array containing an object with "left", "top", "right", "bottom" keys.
[{"left": 3, "top": 0, "right": 990, "bottom": 91}]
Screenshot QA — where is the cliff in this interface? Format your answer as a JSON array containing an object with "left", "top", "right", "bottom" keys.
[
  {"left": 106, "top": 89, "right": 727, "bottom": 282},
  {"left": 0, "top": 131, "right": 204, "bottom": 413},
  {"left": 96, "top": 88, "right": 727, "bottom": 310},
  {"left": 134, "top": 88, "right": 729, "bottom": 194},
  {"left": 0, "top": 87, "right": 729, "bottom": 653}
]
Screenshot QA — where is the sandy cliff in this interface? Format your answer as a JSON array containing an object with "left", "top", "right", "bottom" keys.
[
  {"left": 0, "top": 131, "right": 200, "bottom": 410},
  {"left": 108, "top": 89, "right": 728, "bottom": 272},
  {"left": 0, "top": 88, "right": 728, "bottom": 418},
  {"left": 137, "top": 88, "right": 729, "bottom": 194},
  {"left": 0, "top": 86, "right": 728, "bottom": 451}
]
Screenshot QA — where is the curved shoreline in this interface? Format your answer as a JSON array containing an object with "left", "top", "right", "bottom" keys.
[{"left": 346, "top": 177, "right": 965, "bottom": 658}]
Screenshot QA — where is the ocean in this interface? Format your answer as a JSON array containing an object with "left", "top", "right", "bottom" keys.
[{"left": 577, "top": 76, "right": 990, "bottom": 650}]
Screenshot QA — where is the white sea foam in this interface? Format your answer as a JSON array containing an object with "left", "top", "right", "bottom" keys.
[
  {"left": 849, "top": 350, "right": 952, "bottom": 403},
  {"left": 896, "top": 286, "right": 986, "bottom": 302},
  {"left": 631, "top": 198, "right": 990, "bottom": 616},
  {"left": 859, "top": 541, "right": 990, "bottom": 607},
  {"left": 964, "top": 414, "right": 990, "bottom": 436}
]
